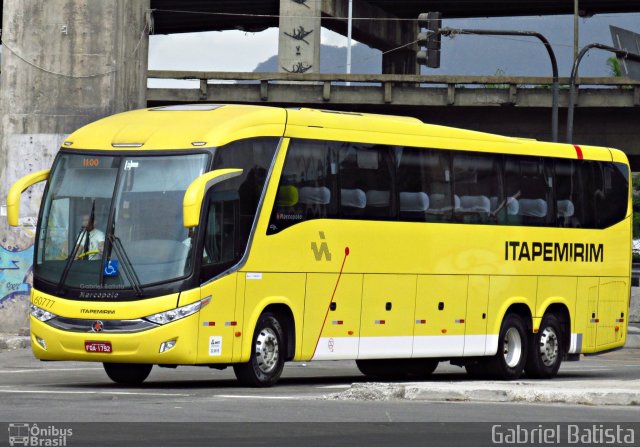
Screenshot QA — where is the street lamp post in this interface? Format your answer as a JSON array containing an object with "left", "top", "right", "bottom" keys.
[
  {"left": 439, "top": 28, "right": 560, "bottom": 142},
  {"left": 566, "top": 43, "right": 640, "bottom": 143}
]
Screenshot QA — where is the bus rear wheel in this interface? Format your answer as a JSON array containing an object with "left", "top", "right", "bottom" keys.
[
  {"left": 356, "top": 359, "right": 438, "bottom": 379},
  {"left": 486, "top": 313, "right": 528, "bottom": 380},
  {"left": 103, "top": 363, "right": 152, "bottom": 385},
  {"left": 233, "top": 312, "right": 285, "bottom": 387},
  {"left": 525, "top": 314, "right": 563, "bottom": 379}
]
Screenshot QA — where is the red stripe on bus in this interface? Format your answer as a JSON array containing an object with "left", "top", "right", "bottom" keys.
[
  {"left": 312, "top": 247, "right": 350, "bottom": 358},
  {"left": 573, "top": 144, "right": 583, "bottom": 160}
]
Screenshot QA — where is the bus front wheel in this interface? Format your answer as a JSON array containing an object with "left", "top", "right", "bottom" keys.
[
  {"left": 525, "top": 314, "right": 563, "bottom": 379},
  {"left": 233, "top": 312, "right": 285, "bottom": 387},
  {"left": 103, "top": 363, "right": 152, "bottom": 385},
  {"left": 487, "top": 313, "right": 528, "bottom": 380}
]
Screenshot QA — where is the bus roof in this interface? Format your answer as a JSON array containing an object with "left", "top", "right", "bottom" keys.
[{"left": 62, "top": 104, "right": 624, "bottom": 165}]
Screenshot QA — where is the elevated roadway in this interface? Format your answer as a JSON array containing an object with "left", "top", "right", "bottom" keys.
[
  {"left": 148, "top": 71, "right": 640, "bottom": 168},
  {"left": 147, "top": 1, "right": 640, "bottom": 34}
]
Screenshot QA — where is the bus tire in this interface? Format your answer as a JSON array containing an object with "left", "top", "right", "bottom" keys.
[
  {"left": 103, "top": 363, "right": 152, "bottom": 385},
  {"left": 356, "top": 359, "right": 438, "bottom": 379},
  {"left": 525, "top": 314, "right": 563, "bottom": 379},
  {"left": 486, "top": 313, "right": 528, "bottom": 380},
  {"left": 233, "top": 312, "right": 285, "bottom": 387}
]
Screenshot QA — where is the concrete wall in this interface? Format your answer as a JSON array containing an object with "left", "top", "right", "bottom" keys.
[
  {"left": 0, "top": 0, "right": 150, "bottom": 333},
  {"left": 630, "top": 288, "right": 640, "bottom": 323},
  {"left": 278, "top": 0, "right": 321, "bottom": 73}
]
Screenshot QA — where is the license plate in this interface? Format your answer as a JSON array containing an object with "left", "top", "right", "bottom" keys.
[{"left": 84, "top": 341, "right": 112, "bottom": 353}]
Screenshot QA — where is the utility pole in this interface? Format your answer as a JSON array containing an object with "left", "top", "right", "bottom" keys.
[
  {"left": 416, "top": 22, "right": 560, "bottom": 142},
  {"left": 574, "top": 0, "right": 580, "bottom": 63},
  {"left": 566, "top": 43, "right": 640, "bottom": 143}
]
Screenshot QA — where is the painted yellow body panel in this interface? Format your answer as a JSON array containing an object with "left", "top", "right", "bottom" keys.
[
  {"left": 32, "top": 289, "right": 181, "bottom": 321},
  {"left": 30, "top": 314, "right": 199, "bottom": 364},
  {"left": 415, "top": 275, "right": 467, "bottom": 346},
  {"left": 196, "top": 273, "right": 239, "bottom": 363},
  {"left": 64, "top": 105, "right": 287, "bottom": 150},
  {"left": 301, "top": 273, "right": 362, "bottom": 360},
  {"left": 17, "top": 104, "right": 630, "bottom": 367},
  {"left": 359, "top": 274, "right": 416, "bottom": 358}
]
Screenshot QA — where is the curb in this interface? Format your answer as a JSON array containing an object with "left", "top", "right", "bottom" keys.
[
  {"left": 329, "top": 382, "right": 640, "bottom": 406},
  {"left": 626, "top": 325, "right": 640, "bottom": 348},
  {"left": 0, "top": 334, "right": 30, "bottom": 350}
]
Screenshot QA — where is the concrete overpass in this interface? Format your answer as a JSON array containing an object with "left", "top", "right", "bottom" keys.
[{"left": 147, "top": 71, "right": 640, "bottom": 168}]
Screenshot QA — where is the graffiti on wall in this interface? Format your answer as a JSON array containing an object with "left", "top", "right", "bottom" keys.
[{"left": 0, "top": 223, "right": 35, "bottom": 307}]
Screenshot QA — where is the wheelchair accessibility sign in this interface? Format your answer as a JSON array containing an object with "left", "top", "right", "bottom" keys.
[{"left": 104, "top": 260, "right": 119, "bottom": 277}]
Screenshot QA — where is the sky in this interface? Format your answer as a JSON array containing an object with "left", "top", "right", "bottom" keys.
[{"left": 148, "top": 12, "right": 640, "bottom": 88}]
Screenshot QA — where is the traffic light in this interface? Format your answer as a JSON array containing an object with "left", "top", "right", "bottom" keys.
[{"left": 417, "top": 12, "right": 442, "bottom": 69}]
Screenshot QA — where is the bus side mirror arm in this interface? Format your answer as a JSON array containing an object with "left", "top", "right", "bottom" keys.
[
  {"left": 6, "top": 169, "right": 51, "bottom": 227},
  {"left": 183, "top": 168, "right": 243, "bottom": 228}
]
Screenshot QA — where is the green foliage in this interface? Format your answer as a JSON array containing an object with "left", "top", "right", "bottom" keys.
[
  {"left": 607, "top": 56, "right": 622, "bottom": 77},
  {"left": 485, "top": 68, "right": 509, "bottom": 89}
]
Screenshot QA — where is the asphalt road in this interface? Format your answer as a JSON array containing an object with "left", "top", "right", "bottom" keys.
[{"left": 1, "top": 348, "right": 639, "bottom": 424}]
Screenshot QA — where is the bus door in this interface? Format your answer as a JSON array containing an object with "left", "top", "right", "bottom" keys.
[
  {"left": 463, "top": 276, "right": 490, "bottom": 356},
  {"left": 575, "top": 277, "right": 599, "bottom": 352},
  {"left": 597, "top": 278, "right": 628, "bottom": 349}
]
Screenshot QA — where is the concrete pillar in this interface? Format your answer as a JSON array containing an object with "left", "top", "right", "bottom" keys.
[
  {"left": 382, "top": 50, "right": 419, "bottom": 75},
  {"left": 278, "top": 0, "right": 321, "bottom": 73},
  {"left": 0, "top": 0, "right": 150, "bottom": 333}
]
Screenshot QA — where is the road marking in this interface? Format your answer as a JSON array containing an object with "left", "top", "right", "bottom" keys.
[
  {"left": 316, "top": 384, "right": 351, "bottom": 389},
  {"left": 0, "top": 368, "right": 103, "bottom": 374},
  {"left": 214, "top": 394, "right": 318, "bottom": 400},
  {"left": 0, "top": 388, "right": 190, "bottom": 397}
]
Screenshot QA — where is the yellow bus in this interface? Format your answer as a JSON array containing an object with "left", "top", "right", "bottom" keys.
[{"left": 8, "top": 104, "right": 631, "bottom": 386}]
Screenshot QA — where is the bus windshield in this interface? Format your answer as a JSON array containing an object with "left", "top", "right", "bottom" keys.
[{"left": 36, "top": 153, "right": 208, "bottom": 291}]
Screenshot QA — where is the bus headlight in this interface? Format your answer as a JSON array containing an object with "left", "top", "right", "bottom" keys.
[
  {"left": 144, "top": 296, "right": 211, "bottom": 325},
  {"left": 30, "top": 304, "right": 58, "bottom": 322}
]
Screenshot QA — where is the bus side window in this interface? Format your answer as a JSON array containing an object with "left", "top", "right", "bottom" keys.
[
  {"left": 200, "top": 195, "right": 239, "bottom": 282},
  {"left": 554, "top": 159, "right": 581, "bottom": 228},
  {"left": 338, "top": 144, "right": 394, "bottom": 220},
  {"left": 396, "top": 147, "right": 452, "bottom": 223},
  {"left": 267, "top": 139, "right": 336, "bottom": 234},
  {"left": 594, "top": 162, "right": 629, "bottom": 229},
  {"left": 503, "top": 156, "right": 552, "bottom": 226},
  {"left": 576, "top": 161, "right": 597, "bottom": 228},
  {"left": 452, "top": 152, "right": 500, "bottom": 224}
]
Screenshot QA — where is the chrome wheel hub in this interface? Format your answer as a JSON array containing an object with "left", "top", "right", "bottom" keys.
[
  {"left": 503, "top": 327, "right": 522, "bottom": 368},
  {"left": 539, "top": 326, "right": 559, "bottom": 367},
  {"left": 255, "top": 327, "right": 279, "bottom": 374}
]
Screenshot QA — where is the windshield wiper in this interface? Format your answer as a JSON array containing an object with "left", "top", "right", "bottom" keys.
[
  {"left": 55, "top": 226, "right": 87, "bottom": 294},
  {"left": 56, "top": 200, "right": 95, "bottom": 294},
  {"left": 107, "top": 234, "right": 143, "bottom": 297}
]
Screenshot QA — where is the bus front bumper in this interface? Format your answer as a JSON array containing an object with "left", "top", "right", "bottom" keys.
[{"left": 30, "top": 315, "right": 199, "bottom": 364}]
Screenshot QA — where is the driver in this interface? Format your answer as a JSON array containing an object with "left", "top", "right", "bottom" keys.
[{"left": 76, "top": 213, "right": 105, "bottom": 260}]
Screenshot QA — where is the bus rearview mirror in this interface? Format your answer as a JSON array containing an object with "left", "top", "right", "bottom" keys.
[
  {"left": 6, "top": 169, "right": 51, "bottom": 226},
  {"left": 183, "top": 168, "right": 243, "bottom": 228}
]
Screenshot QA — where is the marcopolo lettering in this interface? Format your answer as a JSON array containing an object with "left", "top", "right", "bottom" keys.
[{"left": 505, "top": 241, "right": 604, "bottom": 262}]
